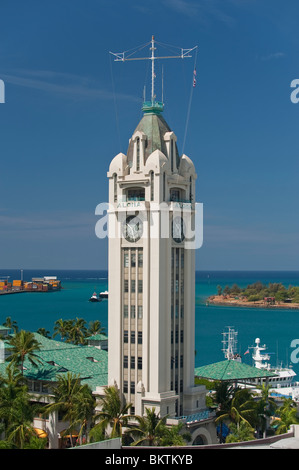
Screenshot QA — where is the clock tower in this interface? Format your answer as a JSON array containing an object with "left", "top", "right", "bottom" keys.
[{"left": 107, "top": 99, "right": 205, "bottom": 418}]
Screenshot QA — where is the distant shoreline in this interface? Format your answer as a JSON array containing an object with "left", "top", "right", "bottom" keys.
[{"left": 206, "top": 295, "right": 299, "bottom": 310}]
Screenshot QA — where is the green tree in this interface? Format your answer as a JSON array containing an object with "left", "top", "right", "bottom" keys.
[
  {"left": 36, "top": 328, "right": 51, "bottom": 339},
  {"left": 3, "top": 316, "right": 18, "bottom": 333},
  {"left": 271, "top": 398, "right": 299, "bottom": 435},
  {"left": 87, "top": 320, "right": 106, "bottom": 337},
  {"left": 225, "top": 421, "right": 255, "bottom": 443},
  {"left": 213, "top": 381, "right": 234, "bottom": 442},
  {"left": 44, "top": 372, "right": 94, "bottom": 447},
  {"left": 70, "top": 383, "right": 96, "bottom": 445},
  {"left": 6, "top": 330, "right": 42, "bottom": 375},
  {"left": 126, "top": 407, "right": 167, "bottom": 446},
  {"left": 159, "top": 421, "right": 192, "bottom": 446},
  {"left": 53, "top": 318, "right": 73, "bottom": 342},
  {"left": 91, "top": 385, "right": 132, "bottom": 440},
  {"left": 69, "top": 317, "right": 88, "bottom": 345},
  {"left": 0, "top": 364, "right": 41, "bottom": 448},
  {"left": 254, "top": 384, "right": 277, "bottom": 438},
  {"left": 216, "top": 388, "right": 256, "bottom": 434}
]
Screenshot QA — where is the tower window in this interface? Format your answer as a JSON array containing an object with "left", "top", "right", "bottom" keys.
[
  {"left": 138, "top": 280, "right": 143, "bottom": 293},
  {"left": 150, "top": 171, "right": 154, "bottom": 201},
  {"left": 170, "top": 188, "right": 181, "bottom": 202},
  {"left": 136, "top": 138, "right": 140, "bottom": 171},
  {"left": 131, "top": 305, "right": 136, "bottom": 319},
  {"left": 123, "top": 381, "right": 128, "bottom": 393},
  {"left": 131, "top": 331, "right": 135, "bottom": 344},
  {"left": 138, "top": 331, "right": 142, "bottom": 344},
  {"left": 124, "top": 280, "right": 129, "bottom": 293},
  {"left": 137, "top": 305, "right": 143, "bottom": 319},
  {"left": 124, "top": 252, "right": 129, "bottom": 268},
  {"left": 138, "top": 357, "right": 142, "bottom": 370},
  {"left": 124, "top": 330, "right": 128, "bottom": 343},
  {"left": 170, "top": 140, "right": 173, "bottom": 172},
  {"left": 124, "top": 305, "right": 128, "bottom": 318},
  {"left": 127, "top": 188, "right": 145, "bottom": 201},
  {"left": 130, "top": 382, "right": 135, "bottom": 394},
  {"left": 113, "top": 173, "right": 117, "bottom": 202},
  {"left": 123, "top": 356, "right": 128, "bottom": 368},
  {"left": 131, "top": 280, "right": 136, "bottom": 293},
  {"left": 138, "top": 251, "right": 143, "bottom": 267},
  {"left": 131, "top": 356, "right": 135, "bottom": 369}
]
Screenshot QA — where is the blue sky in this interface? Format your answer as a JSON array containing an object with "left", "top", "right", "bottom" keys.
[{"left": 0, "top": 0, "right": 299, "bottom": 271}]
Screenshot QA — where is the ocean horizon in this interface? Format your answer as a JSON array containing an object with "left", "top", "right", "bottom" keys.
[{"left": 1, "top": 269, "right": 299, "bottom": 378}]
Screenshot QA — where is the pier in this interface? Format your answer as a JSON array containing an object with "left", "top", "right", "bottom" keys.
[{"left": 0, "top": 276, "right": 61, "bottom": 294}]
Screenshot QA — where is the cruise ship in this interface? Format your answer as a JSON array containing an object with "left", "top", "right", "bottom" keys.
[
  {"left": 250, "top": 337, "right": 299, "bottom": 401},
  {"left": 222, "top": 328, "right": 299, "bottom": 401}
]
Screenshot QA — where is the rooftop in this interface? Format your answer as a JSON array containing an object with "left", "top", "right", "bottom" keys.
[
  {"left": 0, "top": 332, "right": 108, "bottom": 391},
  {"left": 194, "top": 359, "right": 277, "bottom": 382}
]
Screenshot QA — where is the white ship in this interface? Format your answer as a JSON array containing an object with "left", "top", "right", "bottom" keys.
[
  {"left": 250, "top": 337, "right": 299, "bottom": 401},
  {"left": 221, "top": 327, "right": 299, "bottom": 401}
]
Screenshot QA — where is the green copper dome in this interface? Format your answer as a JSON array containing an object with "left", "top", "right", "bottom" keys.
[{"left": 127, "top": 107, "right": 179, "bottom": 166}]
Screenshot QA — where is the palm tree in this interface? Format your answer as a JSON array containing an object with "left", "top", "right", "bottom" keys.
[
  {"left": 0, "top": 364, "right": 40, "bottom": 448},
  {"left": 254, "top": 384, "right": 277, "bottom": 438},
  {"left": 53, "top": 318, "right": 72, "bottom": 342},
  {"left": 216, "top": 388, "right": 256, "bottom": 434},
  {"left": 126, "top": 407, "right": 167, "bottom": 446},
  {"left": 69, "top": 317, "right": 88, "bottom": 345},
  {"left": 36, "top": 328, "right": 51, "bottom": 339},
  {"left": 159, "top": 421, "right": 192, "bottom": 446},
  {"left": 44, "top": 372, "right": 94, "bottom": 447},
  {"left": 70, "top": 384, "right": 96, "bottom": 445},
  {"left": 87, "top": 320, "right": 106, "bottom": 337},
  {"left": 3, "top": 316, "right": 18, "bottom": 333},
  {"left": 225, "top": 420, "right": 255, "bottom": 443},
  {"left": 271, "top": 398, "right": 299, "bottom": 435},
  {"left": 6, "top": 330, "right": 42, "bottom": 375},
  {"left": 214, "top": 381, "right": 235, "bottom": 443},
  {"left": 91, "top": 385, "right": 132, "bottom": 440}
]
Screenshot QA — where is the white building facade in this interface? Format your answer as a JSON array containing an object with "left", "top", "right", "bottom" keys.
[{"left": 107, "top": 102, "right": 206, "bottom": 419}]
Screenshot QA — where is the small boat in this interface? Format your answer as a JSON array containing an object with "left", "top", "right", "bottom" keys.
[
  {"left": 89, "top": 292, "right": 100, "bottom": 302},
  {"left": 99, "top": 290, "right": 108, "bottom": 299}
]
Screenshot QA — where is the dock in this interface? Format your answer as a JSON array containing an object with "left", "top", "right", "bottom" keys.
[{"left": 0, "top": 276, "right": 62, "bottom": 295}]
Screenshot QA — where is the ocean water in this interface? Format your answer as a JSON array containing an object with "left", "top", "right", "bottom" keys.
[{"left": 1, "top": 269, "right": 299, "bottom": 377}]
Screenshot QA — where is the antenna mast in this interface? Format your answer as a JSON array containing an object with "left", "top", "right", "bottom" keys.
[
  {"left": 110, "top": 36, "right": 197, "bottom": 113},
  {"left": 222, "top": 327, "right": 239, "bottom": 361}
]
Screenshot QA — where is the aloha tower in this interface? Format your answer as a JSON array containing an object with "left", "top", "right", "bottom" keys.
[{"left": 106, "top": 37, "right": 206, "bottom": 419}]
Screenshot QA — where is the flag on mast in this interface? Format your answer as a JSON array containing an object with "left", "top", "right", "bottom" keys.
[{"left": 193, "top": 68, "right": 197, "bottom": 87}]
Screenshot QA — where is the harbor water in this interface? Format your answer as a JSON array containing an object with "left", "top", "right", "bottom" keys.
[{"left": 0, "top": 269, "right": 299, "bottom": 377}]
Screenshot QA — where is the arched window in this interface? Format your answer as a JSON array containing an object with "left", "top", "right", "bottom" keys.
[
  {"left": 150, "top": 171, "right": 154, "bottom": 201},
  {"left": 136, "top": 137, "right": 140, "bottom": 171},
  {"left": 170, "top": 140, "right": 173, "bottom": 172},
  {"left": 189, "top": 176, "right": 193, "bottom": 202},
  {"left": 113, "top": 173, "right": 117, "bottom": 202}
]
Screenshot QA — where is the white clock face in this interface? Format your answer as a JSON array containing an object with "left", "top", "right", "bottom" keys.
[
  {"left": 123, "top": 215, "right": 143, "bottom": 242},
  {"left": 172, "top": 216, "right": 185, "bottom": 243}
]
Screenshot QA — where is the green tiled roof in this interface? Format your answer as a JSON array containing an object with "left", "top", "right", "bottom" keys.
[
  {"left": 87, "top": 334, "right": 108, "bottom": 341},
  {"left": 0, "top": 332, "right": 108, "bottom": 391},
  {"left": 194, "top": 360, "right": 277, "bottom": 381}
]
